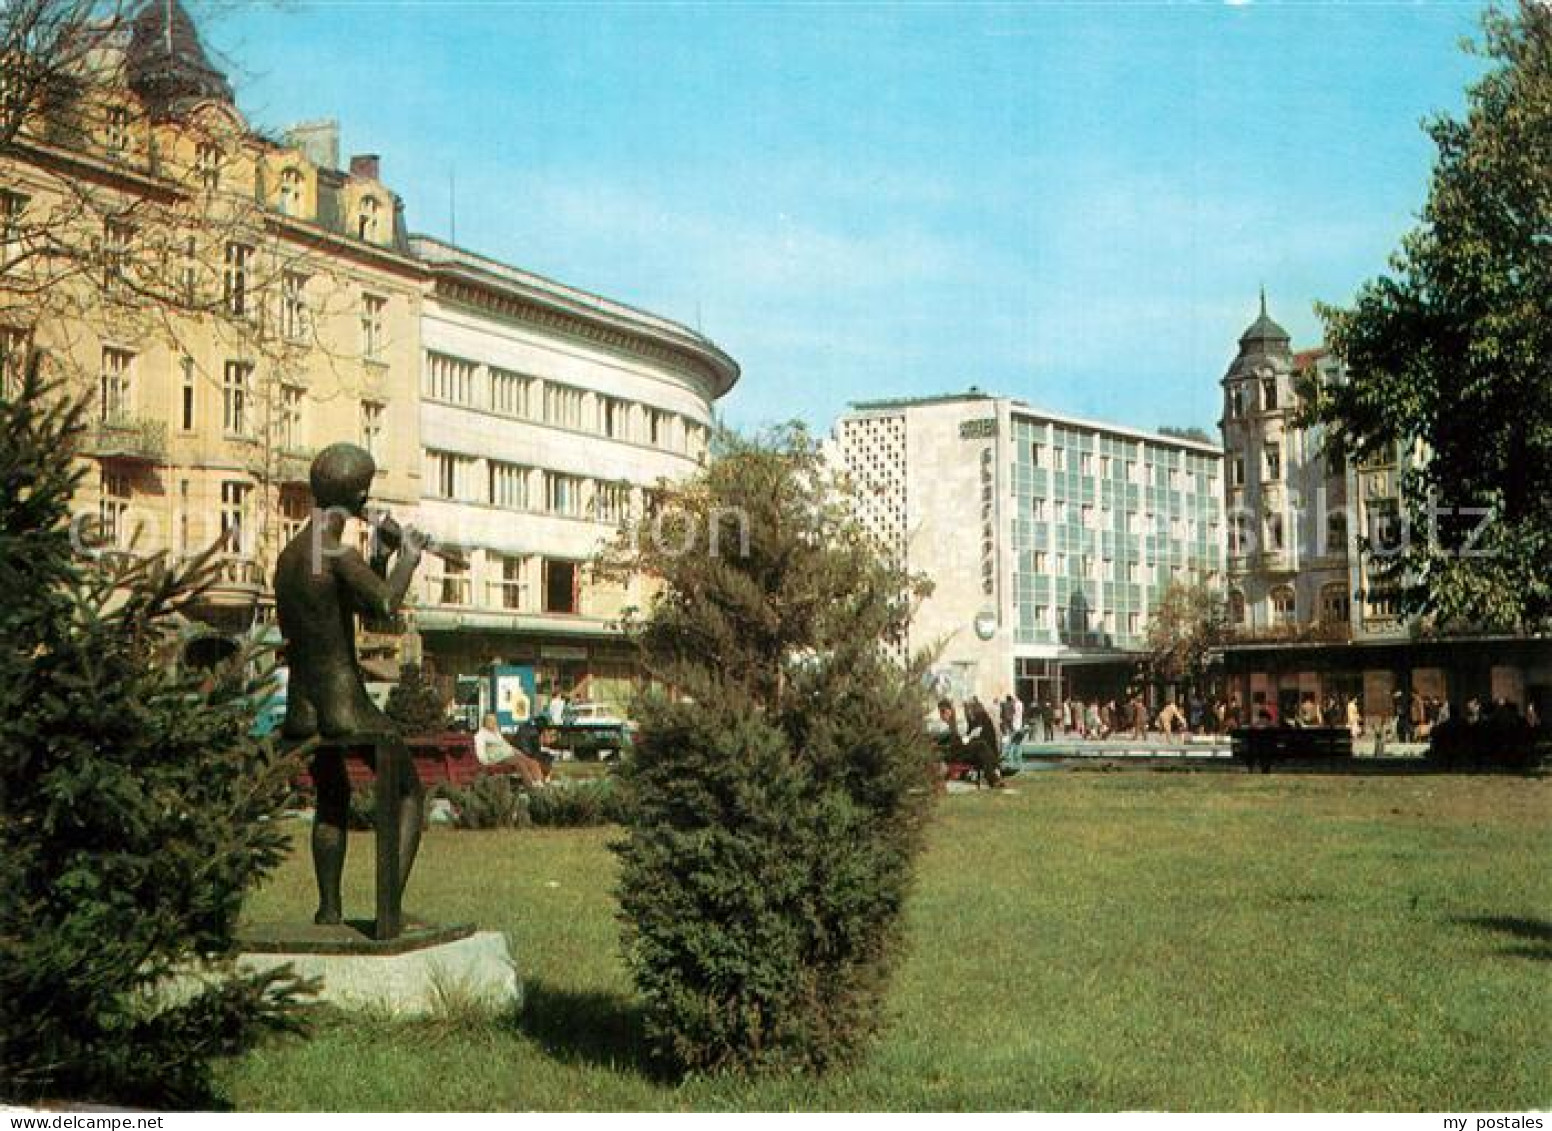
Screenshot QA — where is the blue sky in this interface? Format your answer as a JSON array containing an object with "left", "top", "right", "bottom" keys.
[{"left": 207, "top": 1, "right": 1485, "bottom": 435}]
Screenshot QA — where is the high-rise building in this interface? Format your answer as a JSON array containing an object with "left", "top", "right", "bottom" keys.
[{"left": 833, "top": 391, "right": 1224, "bottom": 707}]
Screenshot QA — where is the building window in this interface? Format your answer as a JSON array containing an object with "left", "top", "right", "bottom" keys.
[
  {"left": 1228, "top": 456, "right": 1244, "bottom": 488},
  {"left": 542, "top": 558, "right": 579, "bottom": 614},
  {"left": 543, "top": 383, "right": 584, "bottom": 430},
  {"left": 422, "top": 351, "right": 475, "bottom": 404},
  {"left": 277, "top": 168, "right": 303, "bottom": 215},
  {"left": 1127, "top": 611, "right": 1140, "bottom": 636},
  {"left": 177, "top": 235, "right": 197, "bottom": 304},
  {"left": 280, "top": 272, "right": 310, "bottom": 342},
  {"left": 279, "top": 384, "right": 304, "bottom": 450},
  {"left": 1265, "top": 511, "right": 1284, "bottom": 553},
  {"left": 495, "top": 555, "right": 526, "bottom": 611},
  {"left": 222, "top": 242, "right": 251, "bottom": 316},
  {"left": 437, "top": 557, "right": 470, "bottom": 605},
  {"left": 279, "top": 488, "right": 310, "bottom": 547},
  {"left": 176, "top": 479, "right": 191, "bottom": 556},
  {"left": 1262, "top": 375, "right": 1278, "bottom": 411},
  {"left": 488, "top": 461, "right": 529, "bottom": 509},
  {"left": 1029, "top": 442, "right": 1043, "bottom": 468},
  {"left": 544, "top": 471, "right": 583, "bottom": 517},
  {"left": 1270, "top": 586, "right": 1296, "bottom": 625},
  {"left": 1325, "top": 510, "right": 1348, "bottom": 554},
  {"left": 491, "top": 368, "right": 533, "bottom": 417},
  {"left": 105, "top": 106, "right": 130, "bottom": 153},
  {"left": 362, "top": 293, "right": 386, "bottom": 360},
  {"left": 425, "top": 450, "right": 475, "bottom": 501},
  {"left": 220, "top": 480, "right": 252, "bottom": 557},
  {"left": 1325, "top": 446, "right": 1344, "bottom": 477},
  {"left": 222, "top": 360, "right": 252, "bottom": 437},
  {"left": 0, "top": 326, "right": 30, "bottom": 397},
  {"left": 357, "top": 196, "right": 381, "bottom": 242},
  {"left": 1229, "top": 513, "right": 1251, "bottom": 557},
  {"left": 1228, "top": 590, "right": 1246, "bottom": 625},
  {"left": 99, "top": 347, "right": 133, "bottom": 423},
  {"left": 178, "top": 356, "right": 195, "bottom": 431},
  {"left": 99, "top": 469, "right": 130, "bottom": 548},
  {"left": 1320, "top": 584, "right": 1351, "bottom": 625},
  {"left": 592, "top": 481, "right": 629, "bottom": 524},
  {"left": 195, "top": 142, "right": 221, "bottom": 191},
  {"left": 1263, "top": 442, "right": 1281, "bottom": 482},
  {"left": 1080, "top": 452, "right": 1094, "bottom": 476},
  {"left": 1229, "top": 385, "right": 1244, "bottom": 418},
  {"left": 103, "top": 219, "right": 133, "bottom": 291},
  {"left": 360, "top": 401, "right": 384, "bottom": 461},
  {"left": 600, "top": 395, "right": 629, "bottom": 439},
  {"left": 0, "top": 190, "right": 27, "bottom": 264}
]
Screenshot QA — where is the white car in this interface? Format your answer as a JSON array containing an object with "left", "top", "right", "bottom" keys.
[{"left": 562, "top": 700, "right": 627, "bottom": 728}]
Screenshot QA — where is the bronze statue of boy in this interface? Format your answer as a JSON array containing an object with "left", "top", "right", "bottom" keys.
[{"left": 274, "top": 442, "right": 429, "bottom": 928}]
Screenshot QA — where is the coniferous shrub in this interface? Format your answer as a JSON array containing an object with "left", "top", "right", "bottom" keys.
[
  {"left": 598, "top": 425, "right": 936, "bottom": 1074},
  {"left": 384, "top": 662, "right": 448, "bottom": 736},
  {"left": 0, "top": 366, "right": 311, "bottom": 1108}
]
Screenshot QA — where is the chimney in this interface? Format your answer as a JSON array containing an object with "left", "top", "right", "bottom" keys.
[
  {"left": 284, "top": 119, "right": 340, "bottom": 170},
  {"left": 350, "top": 154, "right": 381, "bottom": 182}
]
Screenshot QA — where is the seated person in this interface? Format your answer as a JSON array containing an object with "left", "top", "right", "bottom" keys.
[{"left": 474, "top": 712, "right": 549, "bottom": 787}]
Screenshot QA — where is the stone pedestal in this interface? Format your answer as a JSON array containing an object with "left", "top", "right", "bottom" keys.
[{"left": 238, "top": 921, "right": 521, "bottom": 1018}]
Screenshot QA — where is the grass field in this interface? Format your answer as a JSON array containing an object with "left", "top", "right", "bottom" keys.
[{"left": 224, "top": 772, "right": 1551, "bottom": 1111}]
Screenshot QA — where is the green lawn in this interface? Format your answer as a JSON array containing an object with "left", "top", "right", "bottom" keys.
[{"left": 225, "top": 772, "right": 1551, "bottom": 1111}]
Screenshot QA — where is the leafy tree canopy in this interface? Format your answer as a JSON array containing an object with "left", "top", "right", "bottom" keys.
[{"left": 1307, "top": 3, "right": 1552, "bottom": 630}]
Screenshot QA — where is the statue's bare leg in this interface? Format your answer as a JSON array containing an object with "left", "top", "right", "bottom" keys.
[
  {"left": 311, "top": 750, "right": 349, "bottom": 926},
  {"left": 396, "top": 750, "right": 425, "bottom": 901}
]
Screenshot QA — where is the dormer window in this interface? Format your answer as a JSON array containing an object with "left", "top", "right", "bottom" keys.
[
  {"left": 357, "top": 196, "right": 380, "bottom": 242},
  {"left": 277, "top": 168, "right": 302, "bottom": 216},
  {"left": 1262, "top": 375, "right": 1278, "bottom": 411}
]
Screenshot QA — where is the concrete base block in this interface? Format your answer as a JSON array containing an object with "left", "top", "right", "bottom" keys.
[{"left": 239, "top": 930, "right": 521, "bottom": 1018}]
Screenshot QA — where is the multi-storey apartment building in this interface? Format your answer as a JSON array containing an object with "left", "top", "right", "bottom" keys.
[
  {"left": 834, "top": 391, "right": 1224, "bottom": 707},
  {"left": 1, "top": 1, "right": 426, "bottom": 644},
  {"left": 1219, "top": 298, "right": 1549, "bottom": 723},
  {"left": 407, "top": 236, "right": 738, "bottom": 711}
]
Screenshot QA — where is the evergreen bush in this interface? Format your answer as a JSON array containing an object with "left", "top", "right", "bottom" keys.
[
  {"left": 599, "top": 425, "right": 936, "bottom": 1074},
  {"left": 384, "top": 662, "right": 447, "bottom": 736},
  {"left": 0, "top": 366, "right": 311, "bottom": 1107}
]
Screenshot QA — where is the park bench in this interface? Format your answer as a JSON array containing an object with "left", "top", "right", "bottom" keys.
[
  {"left": 1230, "top": 726, "right": 1353, "bottom": 773},
  {"left": 297, "top": 732, "right": 529, "bottom": 789}
]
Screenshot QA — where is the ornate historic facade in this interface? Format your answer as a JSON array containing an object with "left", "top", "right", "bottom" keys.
[{"left": 1, "top": 0, "right": 427, "bottom": 642}]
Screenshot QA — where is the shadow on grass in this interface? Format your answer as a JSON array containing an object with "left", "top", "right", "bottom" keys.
[
  {"left": 511, "top": 978, "right": 673, "bottom": 1082},
  {"left": 1453, "top": 915, "right": 1552, "bottom": 960}
]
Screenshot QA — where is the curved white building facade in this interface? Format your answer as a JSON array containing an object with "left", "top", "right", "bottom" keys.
[{"left": 407, "top": 236, "right": 738, "bottom": 710}]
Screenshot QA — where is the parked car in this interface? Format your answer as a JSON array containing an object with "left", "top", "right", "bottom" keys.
[{"left": 557, "top": 701, "right": 631, "bottom": 760}]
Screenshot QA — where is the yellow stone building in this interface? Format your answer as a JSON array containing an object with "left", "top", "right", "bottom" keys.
[{"left": 0, "top": 1, "right": 427, "bottom": 643}]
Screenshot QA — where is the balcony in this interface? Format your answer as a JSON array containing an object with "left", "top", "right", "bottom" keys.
[
  {"left": 1226, "top": 621, "right": 1353, "bottom": 645},
  {"left": 206, "top": 554, "right": 266, "bottom": 601},
  {"left": 83, "top": 414, "right": 166, "bottom": 463},
  {"left": 245, "top": 445, "right": 317, "bottom": 486}
]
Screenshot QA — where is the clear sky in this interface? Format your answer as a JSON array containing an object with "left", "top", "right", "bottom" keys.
[{"left": 205, "top": 1, "right": 1486, "bottom": 436}]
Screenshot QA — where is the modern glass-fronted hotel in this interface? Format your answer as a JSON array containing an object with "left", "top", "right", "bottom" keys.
[{"left": 833, "top": 391, "right": 1223, "bottom": 706}]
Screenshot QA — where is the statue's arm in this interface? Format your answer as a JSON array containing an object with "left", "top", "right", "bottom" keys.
[{"left": 334, "top": 544, "right": 422, "bottom": 621}]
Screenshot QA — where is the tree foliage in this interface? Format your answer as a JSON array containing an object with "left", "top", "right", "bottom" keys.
[
  {"left": 600, "top": 424, "right": 937, "bottom": 1075},
  {"left": 0, "top": 363, "right": 310, "bottom": 1108},
  {"left": 1306, "top": 2, "right": 1552, "bottom": 630},
  {"left": 1141, "top": 578, "right": 1225, "bottom": 692},
  {"left": 1157, "top": 425, "right": 1213, "bottom": 445}
]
